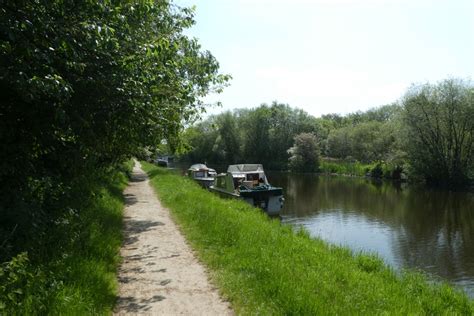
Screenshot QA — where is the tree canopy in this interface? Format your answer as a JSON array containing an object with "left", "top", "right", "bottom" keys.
[
  {"left": 402, "top": 79, "right": 474, "bottom": 186},
  {"left": 181, "top": 102, "right": 399, "bottom": 171},
  {"left": 288, "top": 133, "right": 320, "bottom": 172},
  {"left": 0, "top": 0, "right": 228, "bottom": 261},
  {"left": 181, "top": 102, "right": 321, "bottom": 170}
]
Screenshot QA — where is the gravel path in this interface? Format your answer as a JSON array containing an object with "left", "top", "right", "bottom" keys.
[{"left": 114, "top": 161, "right": 232, "bottom": 315}]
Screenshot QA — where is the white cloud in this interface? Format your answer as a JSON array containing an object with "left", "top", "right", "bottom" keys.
[{"left": 252, "top": 65, "right": 406, "bottom": 115}]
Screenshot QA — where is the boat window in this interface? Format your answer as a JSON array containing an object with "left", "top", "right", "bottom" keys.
[
  {"left": 195, "top": 171, "right": 205, "bottom": 177},
  {"left": 246, "top": 173, "right": 259, "bottom": 181},
  {"left": 217, "top": 177, "right": 225, "bottom": 188},
  {"left": 233, "top": 177, "right": 244, "bottom": 189}
]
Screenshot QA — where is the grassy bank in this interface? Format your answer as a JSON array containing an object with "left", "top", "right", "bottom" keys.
[
  {"left": 142, "top": 162, "right": 473, "bottom": 314},
  {"left": 319, "top": 159, "right": 403, "bottom": 180},
  {"left": 0, "top": 162, "right": 131, "bottom": 314}
]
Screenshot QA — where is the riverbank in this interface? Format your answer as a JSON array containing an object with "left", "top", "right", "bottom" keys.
[
  {"left": 319, "top": 159, "right": 403, "bottom": 180},
  {"left": 142, "top": 162, "right": 473, "bottom": 314},
  {"left": 0, "top": 162, "right": 132, "bottom": 314}
]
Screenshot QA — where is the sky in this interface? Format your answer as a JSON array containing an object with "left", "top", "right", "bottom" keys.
[{"left": 177, "top": 0, "right": 474, "bottom": 118}]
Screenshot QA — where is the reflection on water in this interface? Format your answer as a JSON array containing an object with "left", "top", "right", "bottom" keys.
[{"left": 268, "top": 172, "right": 474, "bottom": 298}]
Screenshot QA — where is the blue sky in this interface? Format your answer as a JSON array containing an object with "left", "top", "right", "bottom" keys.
[{"left": 177, "top": 0, "right": 474, "bottom": 117}]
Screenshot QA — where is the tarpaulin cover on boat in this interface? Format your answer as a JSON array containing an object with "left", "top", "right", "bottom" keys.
[
  {"left": 227, "top": 164, "right": 264, "bottom": 173},
  {"left": 189, "top": 164, "right": 209, "bottom": 171}
]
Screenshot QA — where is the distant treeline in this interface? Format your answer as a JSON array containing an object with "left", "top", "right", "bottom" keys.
[{"left": 180, "top": 79, "right": 474, "bottom": 187}]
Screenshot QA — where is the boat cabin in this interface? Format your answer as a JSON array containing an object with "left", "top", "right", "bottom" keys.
[
  {"left": 211, "top": 164, "right": 284, "bottom": 216},
  {"left": 187, "top": 163, "right": 215, "bottom": 188}
]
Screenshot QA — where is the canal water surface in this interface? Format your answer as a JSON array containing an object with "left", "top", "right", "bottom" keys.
[{"left": 267, "top": 172, "right": 474, "bottom": 298}]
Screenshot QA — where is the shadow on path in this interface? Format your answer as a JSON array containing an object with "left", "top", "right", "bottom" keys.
[
  {"left": 124, "top": 193, "right": 138, "bottom": 205},
  {"left": 116, "top": 295, "right": 166, "bottom": 313},
  {"left": 124, "top": 219, "right": 164, "bottom": 233},
  {"left": 122, "top": 219, "right": 164, "bottom": 247},
  {"left": 130, "top": 172, "right": 148, "bottom": 182}
]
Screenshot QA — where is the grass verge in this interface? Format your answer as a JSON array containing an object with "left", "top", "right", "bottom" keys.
[
  {"left": 0, "top": 163, "right": 131, "bottom": 314},
  {"left": 142, "top": 162, "right": 473, "bottom": 315}
]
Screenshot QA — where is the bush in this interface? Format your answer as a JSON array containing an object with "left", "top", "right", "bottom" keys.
[
  {"left": 0, "top": 163, "right": 130, "bottom": 314},
  {"left": 288, "top": 133, "right": 320, "bottom": 172}
]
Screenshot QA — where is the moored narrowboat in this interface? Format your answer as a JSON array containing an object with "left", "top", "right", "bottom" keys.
[
  {"left": 187, "top": 163, "right": 215, "bottom": 188},
  {"left": 209, "top": 164, "right": 284, "bottom": 216}
]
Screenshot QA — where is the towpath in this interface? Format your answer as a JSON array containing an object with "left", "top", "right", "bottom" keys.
[{"left": 114, "top": 161, "right": 232, "bottom": 315}]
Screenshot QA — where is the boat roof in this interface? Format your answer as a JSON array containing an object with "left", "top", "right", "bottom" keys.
[
  {"left": 227, "top": 164, "right": 264, "bottom": 173},
  {"left": 188, "top": 163, "right": 209, "bottom": 171}
]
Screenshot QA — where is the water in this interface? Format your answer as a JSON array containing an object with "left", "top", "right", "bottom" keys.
[{"left": 267, "top": 172, "right": 474, "bottom": 298}]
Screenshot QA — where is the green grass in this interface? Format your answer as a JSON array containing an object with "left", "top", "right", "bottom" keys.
[
  {"left": 142, "top": 162, "right": 473, "bottom": 315},
  {"left": 0, "top": 163, "right": 130, "bottom": 314},
  {"left": 319, "top": 159, "right": 402, "bottom": 179},
  {"left": 319, "top": 159, "right": 370, "bottom": 176},
  {"left": 48, "top": 169, "right": 128, "bottom": 314}
]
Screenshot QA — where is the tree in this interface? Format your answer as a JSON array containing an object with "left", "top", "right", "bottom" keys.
[
  {"left": 402, "top": 79, "right": 474, "bottom": 187},
  {"left": 326, "top": 127, "right": 352, "bottom": 160},
  {"left": 0, "top": 0, "right": 229, "bottom": 184},
  {"left": 180, "top": 118, "right": 220, "bottom": 163},
  {"left": 267, "top": 102, "right": 322, "bottom": 169},
  {"left": 241, "top": 106, "right": 271, "bottom": 163},
  {"left": 215, "top": 112, "right": 240, "bottom": 164},
  {"left": 288, "top": 133, "right": 320, "bottom": 172},
  {"left": 0, "top": 0, "right": 228, "bottom": 261},
  {"left": 350, "top": 121, "right": 395, "bottom": 162}
]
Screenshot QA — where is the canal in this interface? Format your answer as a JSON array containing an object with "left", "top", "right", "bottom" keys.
[{"left": 267, "top": 171, "right": 474, "bottom": 297}]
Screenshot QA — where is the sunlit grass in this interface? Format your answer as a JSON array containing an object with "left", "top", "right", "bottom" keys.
[
  {"left": 319, "top": 159, "right": 372, "bottom": 176},
  {"left": 142, "top": 162, "right": 473, "bottom": 314},
  {"left": 319, "top": 159, "right": 401, "bottom": 179},
  {"left": 49, "top": 175, "right": 126, "bottom": 314}
]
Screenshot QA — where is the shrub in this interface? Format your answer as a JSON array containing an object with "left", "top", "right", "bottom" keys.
[{"left": 288, "top": 133, "right": 320, "bottom": 172}]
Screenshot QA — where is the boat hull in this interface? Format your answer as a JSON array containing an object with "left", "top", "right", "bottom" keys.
[
  {"left": 209, "top": 186, "right": 283, "bottom": 216},
  {"left": 194, "top": 178, "right": 214, "bottom": 189},
  {"left": 156, "top": 160, "right": 168, "bottom": 167}
]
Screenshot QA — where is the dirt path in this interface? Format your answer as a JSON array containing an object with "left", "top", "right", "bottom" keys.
[{"left": 114, "top": 161, "right": 232, "bottom": 315}]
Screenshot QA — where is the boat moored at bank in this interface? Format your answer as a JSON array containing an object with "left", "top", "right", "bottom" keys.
[
  {"left": 210, "top": 164, "right": 284, "bottom": 216},
  {"left": 187, "top": 163, "right": 215, "bottom": 188}
]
